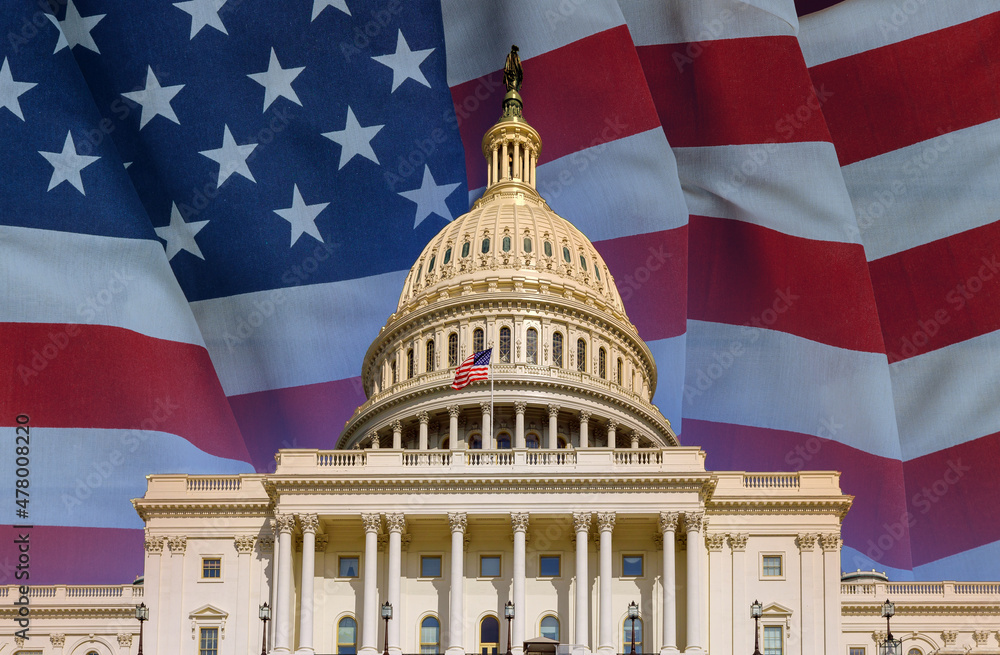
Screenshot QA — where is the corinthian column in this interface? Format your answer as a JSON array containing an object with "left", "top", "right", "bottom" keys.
[
  {"left": 547, "top": 404, "right": 560, "bottom": 449},
  {"left": 514, "top": 402, "right": 527, "bottom": 449},
  {"left": 481, "top": 402, "right": 493, "bottom": 449},
  {"left": 447, "top": 513, "right": 467, "bottom": 655},
  {"left": 297, "top": 514, "right": 318, "bottom": 655},
  {"left": 683, "top": 512, "right": 705, "bottom": 655},
  {"left": 448, "top": 405, "right": 461, "bottom": 450},
  {"left": 659, "top": 512, "right": 679, "bottom": 655},
  {"left": 597, "top": 512, "right": 616, "bottom": 655},
  {"left": 579, "top": 411, "right": 591, "bottom": 448},
  {"left": 511, "top": 513, "right": 529, "bottom": 655},
  {"left": 573, "top": 512, "right": 592, "bottom": 651},
  {"left": 274, "top": 514, "right": 295, "bottom": 654},
  {"left": 418, "top": 412, "right": 429, "bottom": 450},
  {"left": 386, "top": 514, "right": 406, "bottom": 655},
  {"left": 360, "top": 514, "right": 381, "bottom": 655}
]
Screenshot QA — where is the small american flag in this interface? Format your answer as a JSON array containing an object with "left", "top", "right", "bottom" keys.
[{"left": 451, "top": 348, "right": 492, "bottom": 390}]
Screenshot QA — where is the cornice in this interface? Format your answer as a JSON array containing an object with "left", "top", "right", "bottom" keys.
[
  {"left": 0, "top": 607, "right": 134, "bottom": 619},
  {"left": 133, "top": 499, "right": 271, "bottom": 521},
  {"left": 706, "top": 498, "right": 852, "bottom": 520},
  {"left": 842, "top": 604, "right": 1000, "bottom": 616}
]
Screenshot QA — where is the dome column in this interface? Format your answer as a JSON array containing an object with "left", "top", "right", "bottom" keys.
[
  {"left": 607, "top": 420, "right": 617, "bottom": 448},
  {"left": 392, "top": 420, "right": 402, "bottom": 450},
  {"left": 448, "top": 405, "right": 461, "bottom": 450},
  {"left": 547, "top": 404, "right": 560, "bottom": 449},
  {"left": 481, "top": 402, "right": 493, "bottom": 449},
  {"left": 579, "top": 411, "right": 591, "bottom": 448},
  {"left": 514, "top": 402, "right": 527, "bottom": 449},
  {"left": 418, "top": 412, "right": 429, "bottom": 450}
]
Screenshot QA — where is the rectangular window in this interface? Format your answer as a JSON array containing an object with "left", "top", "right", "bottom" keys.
[
  {"left": 762, "top": 555, "right": 783, "bottom": 577},
  {"left": 849, "top": 648, "right": 866, "bottom": 655},
  {"left": 480, "top": 555, "right": 501, "bottom": 577},
  {"left": 622, "top": 554, "right": 643, "bottom": 577},
  {"left": 339, "top": 556, "right": 359, "bottom": 578},
  {"left": 202, "top": 558, "right": 221, "bottom": 579},
  {"left": 421, "top": 555, "right": 442, "bottom": 578},
  {"left": 763, "top": 626, "right": 782, "bottom": 655},
  {"left": 539, "top": 555, "right": 560, "bottom": 577},
  {"left": 200, "top": 627, "right": 219, "bottom": 655}
]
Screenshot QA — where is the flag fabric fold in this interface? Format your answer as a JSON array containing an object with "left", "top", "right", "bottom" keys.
[{"left": 451, "top": 349, "right": 492, "bottom": 390}]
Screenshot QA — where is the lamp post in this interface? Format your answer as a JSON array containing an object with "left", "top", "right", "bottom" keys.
[
  {"left": 879, "top": 600, "right": 902, "bottom": 655},
  {"left": 505, "top": 601, "right": 515, "bottom": 655},
  {"left": 627, "top": 601, "right": 639, "bottom": 655},
  {"left": 750, "top": 600, "right": 762, "bottom": 655},
  {"left": 135, "top": 602, "right": 149, "bottom": 655},
  {"left": 381, "top": 601, "right": 393, "bottom": 655},
  {"left": 259, "top": 603, "right": 271, "bottom": 655}
]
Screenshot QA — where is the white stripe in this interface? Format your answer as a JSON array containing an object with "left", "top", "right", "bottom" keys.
[
  {"left": 441, "top": 0, "right": 624, "bottom": 86},
  {"left": 841, "top": 546, "right": 918, "bottom": 581},
  {"left": 683, "top": 319, "right": 901, "bottom": 458},
  {"left": 648, "top": 333, "right": 688, "bottom": 434},
  {"left": 621, "top": 0, "right": 798, "bottom": 47},
  {"left": 890, "top": 330, "right": 1000, "bottom": 461},
  {"left": 0, "top": 225, "right": 205, "bottom": 346},
  {"left": 911, "top": 539, "right": 1000, "bottom": 581},
  {"left": 799, "top": 0, "right": 1000, "bottom": 67},
  {"left": 674, "top": 142, "right": 861, "bottom": 244},
  {"left": 191, "top": 270, "right": 406, "bottom": 396},
  {"left": 470, "top": 129, "right": 689, "bottom": 241},
  {"left": 841, "top": 119, "right": 1000, "bottom": 261},
  {"left": 0, "top": 427, "right": 253, "bottom": 529}
]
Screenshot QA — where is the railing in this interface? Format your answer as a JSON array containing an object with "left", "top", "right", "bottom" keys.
[
  {"left": 187, "top": 476, "right": 241, "bottom": 492},
  {"left": 743, "top": 473, "right": 800, "bottom": 489},
  {"left": 614, "top": 450, "right": 662, "bottom": 465},
  {"left": 526, "top": 450, "right": 576, "bottom": 465},
  {"left": 402, "top": 452, "right": 452, "bottom": 466},
  {"left": 1, "top": 584, "right": 143, "bottom": 599},
  {"left": 318, "top": 452, "right": 367, "bottom": 467},
  {"left": 955, "top": 583, "right": 1000, "bottom": 594},
  {"left": 842, "top": 581, "right": 1000, "bottom": 598},
  {"left": 466, "top": 451, "right": 514, "bottom": 466}
]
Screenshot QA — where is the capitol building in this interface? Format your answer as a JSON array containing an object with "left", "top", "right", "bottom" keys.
[{"left": 3, "top": 54, "right": 1000, "bottom": 655}]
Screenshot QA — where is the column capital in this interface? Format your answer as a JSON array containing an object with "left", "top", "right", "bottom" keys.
[
  {"left": 819, "top": 533, "right": 841, "bottom": 552},
  {"left": 511, "top": 512, "right": 530, "bottom": 533},
  {"left": 417, "top": 411, "right": 430, "bottom": 424},
  {"left": 573, "top": 511, "right": 592, "bottom": 533},
  {"left": 448, "top": 512, "right": 468, "bottom": 533},
  {"left": 607, "top": 419, "right": 618, "bottom": 430},
  {"left": 385, "top": 512, "right": 406, "bottom": 534},
  {"left": 392, "top": 420, "right": 402, "bottom": 432},
  {"left": 630, "top": 432, "right": 640, "bottom": 446},
  {"left": 596, "top": 511, "right": 616, "bottom": 533},
  {"left": 167, "top": 535, "right": 187, "bottom": 553},
  {"left": 298, "top": 513, "right": 319, "bottom": 534},
  {"left": 514, "top": 401, "right": 528, "bottom": 414},
  {"left": 941, "top": 631, "right": 958, "bottom": 646},
  {"left": 50, "top": 633, "right": 66, "bottom": 647},
  {"left": 547, "top": 403, "right": 560, "bottom": 417},
  {"left": 361, "top": 513, "right": 381, "bottom": 533},
  {"left": 368, "top": 429, "right": 380, "bottom": 448},
  {"left": 480, "top": 401, "right": 492, "bottom": 415},
  {"left": 448, "top": 404, "right": 461, "bottom": 418},
  {"left": 116, "top": 633, "right": 132, "bottom": 648},
  {"left": 258, "top": 535, "right": 274, "bottom": 553},
  {"left": 659, "top": 511, "right": 679, "bottom": 533},
  {"left": 234, "top": 535, "right": 257, "bottom": 554},
  {"left": 315, "top": 534, "right": 330, "bottom": 552},
  {"left": 706, "top": 534, "right": 726, "bottom": 551},
  {"left": 579, "top": 410, "right": 591, "bottom": 423},
  {"left": 144, "top": 531, "right": 165, "bottom": 554},
  {"left": 796, "top": 533, "right": 817, "bottom": 552},
  {"left": 275, "top": 513, "right": 296, "bottom": 534},
  {"left": 682, "top": 511, "right": 704, "bottom": 533},
  {"left": 728, "top": 533, "right": 749, "bottom": 552}
]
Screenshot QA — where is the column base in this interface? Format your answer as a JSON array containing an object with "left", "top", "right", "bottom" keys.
[
  {"left": 388, "top": 647, "right": 403, "bottom": 655},
  {"left": 660, "top": 647, "right": 681, "bottom": 655},
  {"left": 597, "top": 647, "right": 616, "bottom": 655},
  {"left": 682, "top": 648, "right": 705, "bottom": 655},
  {"left": 569, "top": 646, "right": 593, "bottom": 655},
  {"left": 272, "top": 648, "right": 292, "bottom": 655},
  {"left": 358, "top": 647, "right": 380, "bottom": 655},
  {"left": 445, "top": 647, "right": 466, "bottom": 655},
  {"left": 511, "top": 647, "right": 525, "bottom": 655},
  {"left": 294, "top": 648, "right": 315, "bottom": 655}
]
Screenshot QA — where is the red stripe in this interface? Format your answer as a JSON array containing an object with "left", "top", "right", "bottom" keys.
[
  {"left": 869, "top": 221, "right": 1000, "bottom": 362},
  {"left": 451, "top": 26, "right": 661, "bottom": 190},
  {"left": 686, "top": 216, "right": 885, "bottom": 352},
  {"left": 809, "top": 12, "right": 1000, "bottom": 165},
  {"left": 637, "top": 36, "right": 833, "bottom": 148},
  {"left": 228, "top": 377, "right": 368, "bottom": 471},
  {"left": 681, "top": 418, "right": 912, "bottom": 569},
  {"left": 594, "top": 227, "right": 688, "bottom": 342},
  {"left": 0, "top": 525, "right": 142, "bottom": 584},
  {"left": 3, "top": 323, "right": 249, "bottom": 462},
  {"left": 903, "top": 432, "right": 1000, "bottom": 565}
]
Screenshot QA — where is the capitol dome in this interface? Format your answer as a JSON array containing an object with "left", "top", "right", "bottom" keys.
[{"left": 338, "top": 54, "right": 677, "bottom": 451}]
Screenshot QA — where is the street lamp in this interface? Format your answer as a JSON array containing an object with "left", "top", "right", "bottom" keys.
[
  {"left": 135, "top": 602, "right": 149, "bottom": 655},
  {"left": 879, "top": 600, "right": 902, "bottom": 655},
  {"left": 381, "top": 601, "right": 393, "bottom": 655},
  {"left": 627, "top": 601, "right": 639, "bottom": 655},
  {"left": 750, "top": 600, "right": 762, "bottom": 655},
  {"left": 259, "top": 603, "right": 271, "bottom": 655},
  {"left": 505, "top": 601, "right": 515, "bottom": 655}
]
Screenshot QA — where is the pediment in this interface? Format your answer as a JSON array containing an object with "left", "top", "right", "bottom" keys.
[{"left": 189, "top": 604, "right": 228, "bottom": 620}]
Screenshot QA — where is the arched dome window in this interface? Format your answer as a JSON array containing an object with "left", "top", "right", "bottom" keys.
[
  {"left": 428, "top": 255, "right": 435, "bottom": 272},
  {"left": 448, "top": 333, "right": 458, "bottom": 367},
  {"left": 552, "top": 332, "right": 563, "bottom": 367},
  {"left": 599, "top": 347, "right": 607, "bottom": 379},
  {"left": 469, "top": 433, "right": 482, "bottom": 449},
  {"left": 594, "top": 263, "right": 601, "bottom": 281},
  {"left": 473, "top": 328, "right": 484, "bottom": 353},
  {"left": 497, "top": 432, "right": 511, "bottom": 449},
  {"left": 426, "top": 340, "right": 435, "bottom": 372},
  {"left": 526, "top": 433, "right": 540, "bottom": 449},
  {"left": 577, "top": 339, "right": 586, "bottom": 372},
  {"left": 407, "top": 349, "right": 414, "bottom": 379},
  {"left": 391, "top": 360, "right": 397, "bottom": 385},
  {"left": 481, "top": 236, "right": 491, "bottom": 253},
  {"left": 562, "top": 246, "right": 571, "bottom": 263},
  {"left": 502, "top": 236, "right": 511, "bottom": 252},
  {"left": 616, "top": 358, "right": 623, "bottom": 385},
  {"left": 415, "top": 264, "right": 421, "bottom": 282},
  {"left": 443, "top": 247, "right": 451, "bottom": 265},
  {"left": 544, "top": 241, "right": 552, "bottom": 257},
  {"left": 462, "top": 241, "right": 470, "bottom": 257},
  {"left": 526, "top": 328, "right": 538, "bottom": 364},
  {"left": 499, "top": 326, "right": 511, "bottom": 363},
  {"left": 580, "top": 254, "right": 587, "bottom": 271},
  {"left": 524, "top": 237, "right": 532, "bottom": 253}
]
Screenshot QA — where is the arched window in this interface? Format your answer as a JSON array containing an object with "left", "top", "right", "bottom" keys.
[
  {"left": 426, "top": 340, "right": 435, "bottom": 372},
  {"left": 577, "top": 339, "right": 586, "bottom": 372},
  {"left": 502, "top": 236, "right": 511, "bottom": 252},
  {"left": 540, "top": 615, "right": 560, "bottom": 641},
  {"left": 480, "top": 615, "right": 500, "bottom": 655},
  {"left": 631, "top": 370, "right": 635, "bottom": 391},
  {"left": 497, "top": 433, "right": 511, "bottom": 449},
  {"left": 407, "top": 349, "right": 414, "bottom": 379},
  {"left": 544, "top": 241, "right": 553, "bottom": 257},
  {"left": 448, "top": 333, "right": 459, "bottom": 367},
  {"left": 599, "top": 348, "right": 607, "bottom": 379},
  {"left": 552, "top": 332, "right": 563, "bottom": 367},
  {"left": 469, "top": 433, "right": 482, "bottom": 449},
  {"left": 562, "top": 246, "right": 571, "bottom": 263},
  {"left": 557, "top": 436, "right": 568, "bottom": 449},
  {"left": 499, "top": 326, "right": 511, "bottom": 363},
  {"left": 579, "top": 254, "right": 587, "bottom": 270},
  {"left": 338, "top": 616, "right": 358, "bottom": 654},
  {"left": 616, "top": 358, "right": 623, "bottom": 385},
  {"left": 526, "top": 328, "right": 538, "bottom": 365},
  {"left": 473, "top": 328, "right": 484, "bottom": 353},
  {"left": 420, "top": 616, "right": 441, "bottom": 654},
  {"left": 907, "top": 650, "right": 922, "bottom": 655},
  {"left": 481, "top": 237, "right": 490, "bottom": 254},
  {"left": 526, "top": 433, "right": 540, "bottom": 449},
  {"left": 391, "top": 360, "right": 397, "bottom": 385},
  {"left": 623, "top": 617, "right": 642, "bottom": 654},
  {"left": 428, "top": 256, "right": 435, "bottom": 272},
  {"left": 443, "top": 247, "right": 452, "bottom": 265},
  {"left": 462, "top": 241, "right": 470, "bottom": 257},
  {"left": 440, "top": 437, "right": 450, "bottom": 449},
  {"left": 594, "top": 263, "right": 601, "bottom": 281},
  {"left": 523, "top": 237, "right": 532, "bottom": 253}
]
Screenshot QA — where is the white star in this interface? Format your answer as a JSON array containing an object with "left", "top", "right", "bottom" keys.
[
  {"left": 312, "top": 0, "right": 350, "bottom": 20},
  {"left": 0, "top": 58, "right": 37, "bottom": 121},
  {"left": 122, "top": 66, "right": 184, "bottom": 129},
  {"left": 247, "top": 48, "right": 304, "bottom": 112},
  {"left": 155, "top": 203, "right": 209, "bottom": 260},
  {"left": 372, "top": 30, "right": 434, "bottom": 92},
  {"left": 173, "top": 0, "right": 228, "bottom": 39},
  {"left": 46, "top": 0, "right": 105, "bottom": 54},
  {"left": 398, "top": 166, "right": 460, "bottom": 228},
  {"left": 38, "top": 131, "right": 101, "bottom": 195},
  {"left": 199, "top": 124, "right": 257, "bottom": 187},
  {"left": 274, "top": 184, "right": 328, "bottom": 246},
  {"left": 322, "top": 106, "right": 383, "bottom": 169}
]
